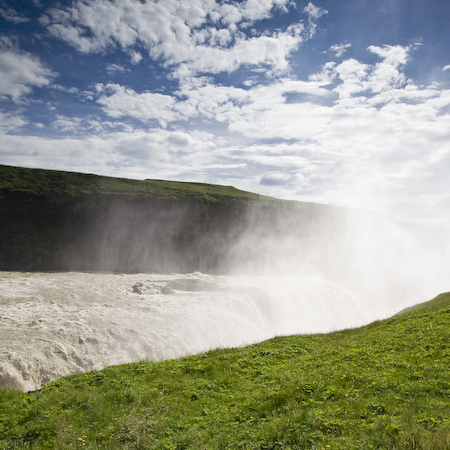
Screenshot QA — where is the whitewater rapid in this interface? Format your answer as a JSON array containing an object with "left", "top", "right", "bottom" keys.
[{"left": 1, "top": 271, "right": 397, "bottom": 391}]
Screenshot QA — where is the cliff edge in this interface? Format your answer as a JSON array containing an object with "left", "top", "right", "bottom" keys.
[{"left": 0, "top": 165, "right": 324, "bottom": 273}]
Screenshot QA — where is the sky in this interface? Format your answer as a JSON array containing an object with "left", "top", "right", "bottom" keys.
[{"left": 1, "top": 0, "right": 450, "bottom": 228}]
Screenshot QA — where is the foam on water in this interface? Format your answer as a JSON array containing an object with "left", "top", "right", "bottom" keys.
[{"left": 0, "top": 271, "right": 380, "bottom": 391}]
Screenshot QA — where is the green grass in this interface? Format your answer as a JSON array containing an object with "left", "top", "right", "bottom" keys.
[
  {"left": 2, "top": 293, "right": 450, "bottom": 449},
  {"left": 0, "top": 165, "right": 277, "bottom": 204},
  {"left": 393, "top": 293, "right": 450, "bottom": 317}
]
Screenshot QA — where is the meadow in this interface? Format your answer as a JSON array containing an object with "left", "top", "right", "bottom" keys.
[{"left": 1, "top": 293, "right": 450, "bottom": 449}]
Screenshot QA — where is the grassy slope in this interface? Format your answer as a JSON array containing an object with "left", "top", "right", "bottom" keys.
[
  {"left": 0, "top": 165, "right": 274, "bottom": 204},
  {"left": 2, "top": 294, "right": 450, "bottom": 450},
  {"left": 394, "top": 293, "right": 450, "bottom": 317}
]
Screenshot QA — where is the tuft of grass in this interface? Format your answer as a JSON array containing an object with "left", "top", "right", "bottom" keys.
[{"left": 2, "top": 293, "right": 450, "bottom": 449}]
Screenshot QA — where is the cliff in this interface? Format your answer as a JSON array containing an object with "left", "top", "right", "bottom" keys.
[{"left": 0, "top": 165, "right": 326, "bottom": 273}]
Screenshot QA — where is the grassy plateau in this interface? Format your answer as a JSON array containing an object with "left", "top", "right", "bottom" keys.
[
  {"left": 1, "top": 293, "right": 450, "bottom": 449},
  {"left": 0, "top": 165, "right": 273, "bottom": 204}
]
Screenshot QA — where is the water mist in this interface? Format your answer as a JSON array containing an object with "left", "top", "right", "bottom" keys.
[{"left": 1, "top": 201, "right": 450, "bottom": 391}]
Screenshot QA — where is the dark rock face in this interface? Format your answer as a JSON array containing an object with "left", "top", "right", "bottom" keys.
[
  {"left": 0, "top": 165, "right": 347, "bottom": 275},
  {"left": 0, "top": 190, "right": 255, "bottom": 273}
]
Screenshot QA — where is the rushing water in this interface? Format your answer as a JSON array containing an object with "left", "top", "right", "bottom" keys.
[
  {"left": 0, "top": 271, "right": 386, "bottom": 391},
  {"left": 2, "top": 206, "right": 450, "bottom": 391}
]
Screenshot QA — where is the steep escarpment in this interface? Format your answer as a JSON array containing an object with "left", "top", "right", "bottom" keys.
[{"left": 0, "top": 165, "right": 325, "bottom": 273}]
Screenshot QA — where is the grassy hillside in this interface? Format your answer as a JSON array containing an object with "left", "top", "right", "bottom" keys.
[
  {"left": 2, "top": 293, "right": 450, "bottom": 449},
  {"left": 0, "top": 165, "right": 274, "bottom": 204}
]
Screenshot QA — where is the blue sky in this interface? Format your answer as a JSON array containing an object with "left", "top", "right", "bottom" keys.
[{"left": 1, "top": 0, "right": 450, "bottom": 227}]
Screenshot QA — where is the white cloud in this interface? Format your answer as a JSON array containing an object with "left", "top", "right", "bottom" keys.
[
  {"left": 310, "top": 45, "right": 411, "bottom": 106},
  {"left": 329, "top": 43, "right": 351, "bottom": 57},
  {"left": 106, "top": 63, "right": 127, "bottom": 73},
  {"left": 52, "top": 115, "right": 83, "bottom": 132},
  {"left": 51, "top": 84, "right": 80, "bottom": 94},
  {"left": 130, "top": 51, "right": 142, "bottom": 65},
  {"left": 49, "top": 112, "right": 136, "bottom": 135},
  {"left": 95, "top": 83, "right": 182, "bottom": 126},
  {"left": 0, "top": 39, "right": 56, "bottom": 101},
  {"left": 443, "top": 64, "right": 450, "bottom": 72},
  {"left": 222, "top": 0, "right": 295, "bottom": 24},
  {"left": 303, "top": 2, "right": 327, "bottom": 20},
  {"left": 302, "top": 2, "right": 327, "bottom": 38},
  {"left": 333, "top": 58, "right": 369, "bottom": 99},
  {"left": 219, "top": 3, "right": 242, "bottom": 29},
  {"left": 91, "top": 44, "right": 417, "bottom": 138},
  {"left": 0, "top": 111, "right": 27, "bottom": 133},
  {"left": 171, "top": 75, "right": 330, "bottom": 126},
  {"left": 41, "top": 0, "right": 321, "bottom": 77},
  {"left": 368, "top": 44, "right": 409, "bottom": 67},
  {"left": 0, "top": 128, "right": 219, "bottom": 182}
]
